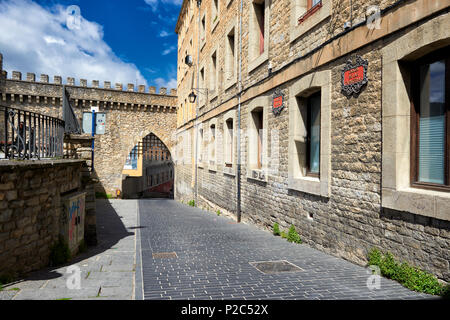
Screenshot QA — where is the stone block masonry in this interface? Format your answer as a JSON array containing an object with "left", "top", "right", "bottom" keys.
[
  {"left": 0, "top": 160, "right": 85, "bottom": 278},
  {"left": 174, "top": 0, "right": 450, "bottom": 283}
]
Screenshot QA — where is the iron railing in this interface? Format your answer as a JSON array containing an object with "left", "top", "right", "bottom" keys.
[{"left": 0, "top": 106, "right": 65, "bottom": 160}]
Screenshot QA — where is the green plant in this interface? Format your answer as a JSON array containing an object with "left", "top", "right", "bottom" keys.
[
  {"left": 367, "top": 248, "right": 450, "bottom": 297},
  {"left": 49, "top": 236, "right": 71, "bottom": 267},
  {"left": 273, "top": 223, "right": 281, "bottom": 236},
  {"left": 78, "top": 239, "right": 87, "bottom": 254},
  {"left": 95, "top": 192, "right": 112, "bottom": 199},
  {"left": 188, "top": 200, "right": 195, "bottom": 207},
  {"left": 216, "top": 210, "right": 221, "bottom": 216},
  {"left": 280, "top": 231, "right": 287, "bottom": 239},
  {"left": 287, "top": 225, "right": 302, "bottom": 244},
  {"left": 0, "top": 273, "right": 15, "bottom": 288}
]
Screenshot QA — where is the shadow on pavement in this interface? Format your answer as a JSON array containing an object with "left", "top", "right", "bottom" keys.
[{"left": 9, "top": 199, "right": 135, "bottom": 285}]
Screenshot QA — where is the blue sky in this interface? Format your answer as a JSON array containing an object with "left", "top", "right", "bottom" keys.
[{"left": 0, "top": 0, "right": 181, "bottom": 90}]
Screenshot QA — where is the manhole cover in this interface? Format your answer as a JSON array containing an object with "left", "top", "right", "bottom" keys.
[
  {"left": 250, "top": 260, "right": 304, "bottom": 274},
  {"left": 152, "top": 252, "right": 178, "bottom": 259}
]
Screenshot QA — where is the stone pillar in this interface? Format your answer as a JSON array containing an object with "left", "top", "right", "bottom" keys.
[
  {"left": 138, "top": 85, "right": 146, "bottom": 93},
  {"left": 127, "top": 83, "right": 134, "bottom": 92},
  {"left": 115, "top": 83, "right": 123, "bottom": 91},
  {"left": 80, "top": 79, "right": 87, "bottom": 87},
  {"left": 159, "top": 87, "right": 167, "bottom": 95},
  {"left": 104, "top": 81, "right": 111, "bottom": 89},
  {"left": 149, "top": 86, "right": 156, "bottom": 94},
  {"left": 170, "top": 89, "right": 177, "bottom": 96},
  {"left": 67, "top": 77, "right": 75, "bottom": 86},
  {"left": 92, "top": 80, "right": 99, "bottom": 88}
]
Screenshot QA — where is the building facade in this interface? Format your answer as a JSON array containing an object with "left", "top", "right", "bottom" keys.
[{"left": 174, "top": 0, "right": 450, "bottom": 282}]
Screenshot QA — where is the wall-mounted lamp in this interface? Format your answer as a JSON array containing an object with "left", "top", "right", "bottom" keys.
[
  {"left": 185, "top": 55, "right": 193, "bottom": 67},
  {"left": 188, "top": 91, "right": 197, "bottom": 103}
]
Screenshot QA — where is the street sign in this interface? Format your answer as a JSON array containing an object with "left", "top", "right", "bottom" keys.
[{"left": 82, "top": 112, "right": 106, "bottom": 135}]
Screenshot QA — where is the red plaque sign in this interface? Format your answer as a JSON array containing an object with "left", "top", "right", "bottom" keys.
[
  {"left": 343, "top": 66, "right": 364, "bottom": 85},
  {"left": 272, "top": 89, "right": 285, "bottom": 116},
  {"left": 341, "top": 56, "right": 368, "bottom": 97}
]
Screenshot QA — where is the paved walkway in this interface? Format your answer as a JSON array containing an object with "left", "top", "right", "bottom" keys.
[
  {"left": 139, "top": 199, "right": 434, "bottom": 300},
  {"left": 0, "top": 200, "right": 137, "bottom": 300},
  {"left": 0, "top": 199, "right": 437, "bottom": 300}
]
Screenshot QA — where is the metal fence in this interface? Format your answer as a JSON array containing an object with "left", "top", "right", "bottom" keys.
[{"left": 0, "top": 106, "right": 65, "bottom": 160}]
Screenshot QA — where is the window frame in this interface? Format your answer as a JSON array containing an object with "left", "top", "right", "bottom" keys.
[
  {"left": 223, "top": 109, "right": 237, "bottom": 176},
  {"left": 410, "top": 46, "right": 450, "bottom": 192},
  {"left": 248, "top": 0, "right": 269, "bottom": 74},
  {"left": 246, "top": 95, "right": 270, "bottom": 182},
  {"left": 290, "top": 0, "right": 331, "bottom": 43},
  {"left": 288, "top": 70, "right": 331, "bottom": 197}
]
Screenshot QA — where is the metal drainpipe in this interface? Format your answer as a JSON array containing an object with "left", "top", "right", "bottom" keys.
[
  {"left": 236, "top": 0, "right": 243, "bottom": 223},
  {"left": 194, "top": 0, "right": 201, "bottom": 206}
]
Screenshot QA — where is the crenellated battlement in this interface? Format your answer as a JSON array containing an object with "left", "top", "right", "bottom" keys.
[{"left": 3, "top": 66, "right": 176, "bottom": 96}]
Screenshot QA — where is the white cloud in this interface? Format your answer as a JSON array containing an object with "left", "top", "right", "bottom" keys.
[
  {"left": 0, "top": 0, "right": 148, "bottom": 87},
  {"left": 159, "top": 30, "right": 171, "bottom": 37},
  {"left": 144, "top": 0, "right": 183, "bottom": 12},
  {"left": 162, "top": 45, "right": 176, "bottom": 56},
  {"left": 155, "top": 77, "right": 177, "bottom": 90}
]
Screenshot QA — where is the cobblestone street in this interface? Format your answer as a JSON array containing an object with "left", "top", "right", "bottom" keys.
[
  {"left": 138, "top": 199, "right": 434, "bottom": 300},
  {"left": 0, "top": 199, "right": 438, "bottom": 300}
]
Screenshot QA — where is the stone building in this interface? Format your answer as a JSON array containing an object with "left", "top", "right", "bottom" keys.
[{"left": 174, "top": 0, "right": 450, "bottom": 282}]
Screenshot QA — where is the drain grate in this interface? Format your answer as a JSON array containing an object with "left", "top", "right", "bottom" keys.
[
  {"left": 152, "top": 252, "right": 178, "bottom": 259},
  {"left": 250, "top": 260, "right": 304, "bottom": 274}
]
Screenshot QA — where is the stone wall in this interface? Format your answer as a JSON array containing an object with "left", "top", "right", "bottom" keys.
[
  {"left": 175, "top": 0, "right": 450, "bottom": 283},
  {"left": 0, "top": 160, "right": 85, "bottom": 278},
  {"left": 0, "top": 62, "right": 178, "bottom": 195}
]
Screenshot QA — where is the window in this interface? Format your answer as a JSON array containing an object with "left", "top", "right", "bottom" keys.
[
  {"left": 410, "top": 47, "right": 449, "bottom": 190},
  {"left": 225, "top": 118, "right": 234, "bottom": 166},
  {"left": 200, "top": 67, "right": 205, "bottom": 107},
  {"left": 254, "top": 109, "right": 264, "bottom": 169},
  {"left": 224, "top": 21, "right": 238, "bottom": 89},
  {"left": 306, "top": 92, "right": 321, "bottom": 176},
  {"left": 248, "top": 0, "right": 269, "bottom": 73},
  {"left": 380, "top": 13, "right": 450, "bottom": 221},
  {"left": 210, "top": 50, "right": 217, "bottom": 97},
  {"left": 201, "top": 14, "right": 206, "bottom": 48},
  {"left": 198, "top": 127, "right": 204, "bottom": 164},
  {"left": 251, "top": 0, "right": 265, "bottom": 56},
  {"left": 223, "top": 110, "right": 237, "bottom": 175},
  {"left": 249, "top": 107, "right": 264, "bottom": 170},
  {"left": 247, "top": 96, "right": 269, "bottom": 181},
  {"left": 211, "top": 0, "right": 220, "bottom": 31},
  {"left": 209, "top": 124, "right": 216, "bottom": 166},
  {"left": 226, "top": 28, "right": 235, "bottom": 79},
  {"left": 288, "top": 70, "right": 331, "bottom": 197},
  {"left": 290, "top": 0, "right": 331, "bottom": 43}
]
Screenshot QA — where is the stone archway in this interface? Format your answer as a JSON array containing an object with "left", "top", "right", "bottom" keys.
[
  {"left": 93, "top": 108, "right": 176, "bottom": 195},
  {"left": 121, "top": 132, "right": 174, "bottom": 199}
]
